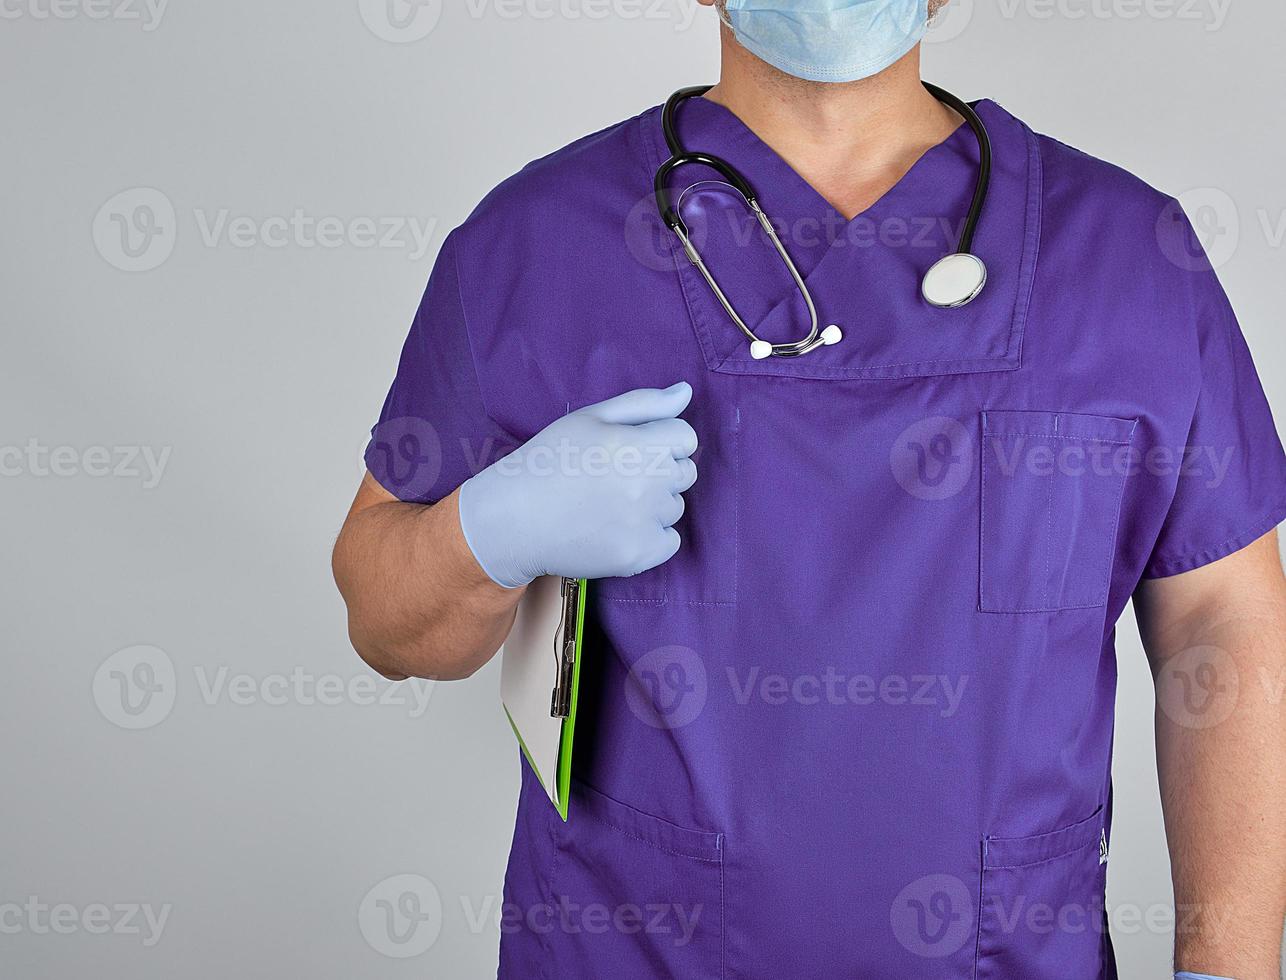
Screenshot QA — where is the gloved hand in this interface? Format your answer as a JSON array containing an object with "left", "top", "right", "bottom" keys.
[{"left": 458, "top": 382, "right": 699, "bottom": 589}]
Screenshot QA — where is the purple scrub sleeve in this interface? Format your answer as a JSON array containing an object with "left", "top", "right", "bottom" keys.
[
  {"left": 362, "top": 96, "right": 1286, "bottom": 979},
  {"left": 363, "top": 232, "right": 517, "bottom": 505},
  {"left": 1142, "top": 242, "right": 1286, "bottom": 578}
]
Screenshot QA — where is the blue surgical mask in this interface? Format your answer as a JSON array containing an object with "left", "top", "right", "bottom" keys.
[{"left": 719, "top": 0, "right": 929, "bottom": 84}]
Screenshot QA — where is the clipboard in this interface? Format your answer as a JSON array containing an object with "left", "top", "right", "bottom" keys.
[{"left": 500, "top": 577, "right": 587, "bottom": 821}]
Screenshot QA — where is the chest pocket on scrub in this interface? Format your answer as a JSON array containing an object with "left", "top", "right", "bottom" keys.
[{"left": 979, "top": 411, "right": 1137, "bottom": 613}]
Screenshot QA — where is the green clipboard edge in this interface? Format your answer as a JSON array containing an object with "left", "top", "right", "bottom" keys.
[
  {"left": 554, "top": 578, "right": 587, "bottom": 821},
  {"left": 502, "top": 578, "right": 587, "bottom": 822}
]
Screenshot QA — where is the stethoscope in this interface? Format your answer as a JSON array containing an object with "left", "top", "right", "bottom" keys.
[{"left": 654, "top": 83, "right": 993, "bottom": 360}]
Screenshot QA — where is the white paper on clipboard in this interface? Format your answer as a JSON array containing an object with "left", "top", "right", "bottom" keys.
[{"left": 500, "top": 575, "right": 566, "bottom": 811}]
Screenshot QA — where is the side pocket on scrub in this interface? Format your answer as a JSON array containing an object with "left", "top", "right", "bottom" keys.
[
  {"left": 980, "top": 411, "right": 1137, "bottom": 613},
  {"left": 548, "top": 779, "right": 725, "bottom": 978},
  {"left": 975, "top": 806, "right": 1108, "bottom": 980}
]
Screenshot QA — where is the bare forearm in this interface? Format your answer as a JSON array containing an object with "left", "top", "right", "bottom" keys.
[
  {"left": 1139, "top": 538, "right": 1286, "bottom": 978},
  {"left": 1157, "top": 677, "right": 1285, "bottom": 976},
  {"left": 333, "top": 485, "right": 524, "bottom": 681}
]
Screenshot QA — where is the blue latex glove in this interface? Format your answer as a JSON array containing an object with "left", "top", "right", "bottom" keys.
[
  {"left": 459, "top": 383, "right": 699, "bottom": 589},
  {"left": 1175, "top": 973, "right": 1235, "bottom": 979}
]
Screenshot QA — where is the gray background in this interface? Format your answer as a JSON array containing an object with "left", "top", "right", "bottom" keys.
[{"left": 2, "top": 0, "right": 1283, "bottom": 977}]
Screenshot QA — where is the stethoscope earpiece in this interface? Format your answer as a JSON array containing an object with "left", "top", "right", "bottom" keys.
[
  {"left": 750, "top": 323, "right": 841, "bottom": 360},
  {"left": 921, "top": 252, "right": 988, "bottom": 309}
]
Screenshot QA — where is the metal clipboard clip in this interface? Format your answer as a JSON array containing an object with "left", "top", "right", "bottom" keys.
[{"left": 550, "top": 577, "right": 582, "bottom": 719}]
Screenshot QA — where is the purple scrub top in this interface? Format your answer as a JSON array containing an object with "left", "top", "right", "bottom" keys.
[{"left": 365, "top": 97, "right": 1286, "bottom": 979}]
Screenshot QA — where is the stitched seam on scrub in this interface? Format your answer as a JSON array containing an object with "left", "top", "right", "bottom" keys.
[
  {"left": 987, "top": 432, "right": 1132, "bottom": 445},
  {"left": 732, "top": 410, "right": 740, "bottom": 606},
  {"left": 1011, "top": 121, "right": 1044, "bottom": 366},
  {"left": 708, "top": 353, "right": 1023, "bottom": 379},
  {"left": 577, "top": 784, "right": 723, "bottom": 862},
  {"left": 1146, "top": 498, "right": 1286, "bottom": 577},
  {"left": 588, "top": 818, "right": 723, "bottom": 863},
  {"left": 598, "top": 597, "right": 736, "bottom": 607},
  {"left": 984, "top": 837, "right": 1098, "bottom": 871},
  {"left": 449, "top": 233, "right": 514, "bottom": 438},
  {"left": 986, "top": 600, "right": 1108, "bottom": 614},
  {"left": 1068, "top": 419, "right": 1135, "bottom": 606},
  {"left": 642, "top": 109, "right": 730, "bottom": 376},
  {"left": 1043, "top": 457, "right": 1054, "bottom": 609},
  {"left": 1082, "top": 458, "right": 1130, "bottom": 607},
  {"left": 978, "top": 416, "right": 989, "bottom": 612},
  {"left": 973, "top": 838, "right": 986, "bottom": 979},
  {"left": 983, "top": 418, "right": 1138, "bottom": 610},
  {"left": 638, "top": 107, "right": 738, "bottom": 380},
  {"left": 542, "top": 812, "right": 563, "bottom": 980},
  {"left": 719, "top": 835, "right": 726, "bottom": 980}
]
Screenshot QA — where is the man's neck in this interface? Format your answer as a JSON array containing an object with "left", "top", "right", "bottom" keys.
[{"left": 703, "top": 36, "right": 961, "bottom": 221}]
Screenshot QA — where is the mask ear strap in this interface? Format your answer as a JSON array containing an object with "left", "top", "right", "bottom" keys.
[{"left": 715, "top": 1, "right": 733, "bottom": 29}]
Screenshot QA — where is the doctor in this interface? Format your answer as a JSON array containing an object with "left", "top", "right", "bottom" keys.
[{"left": 333, "top": 1, "right": 1286, "bottom": 977}]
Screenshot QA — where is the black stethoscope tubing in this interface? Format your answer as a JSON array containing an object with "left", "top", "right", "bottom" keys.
[
  {"left": 653, "top": 83, "right": 995, "bottom": 358},
  {"left": 656, "top": 82, "right": 991, "bottom": 259}
]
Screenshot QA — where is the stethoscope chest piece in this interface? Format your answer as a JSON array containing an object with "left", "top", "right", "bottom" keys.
[{"left": 921, "top": 252, "right": 988, "bottom": 309}]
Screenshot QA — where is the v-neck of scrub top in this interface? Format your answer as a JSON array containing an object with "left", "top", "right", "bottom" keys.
[{"left": 644, "top": 95, "right": 1042, "bottom": 380}]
